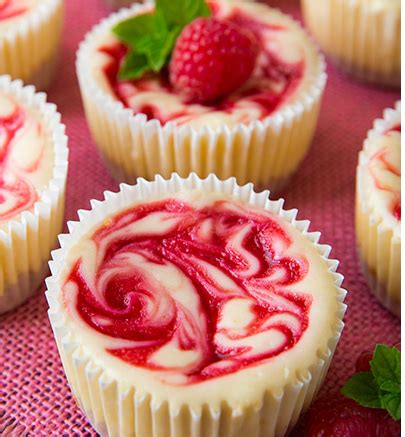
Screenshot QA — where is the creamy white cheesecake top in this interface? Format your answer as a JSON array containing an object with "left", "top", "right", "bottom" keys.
[
  {"left": 0, "top": 91, "right": 54, "bottom": 226},
  {"left": 85, "top": 0, "right": 322, "bottom": 130},
  {"left": 58, "top": 190, "right": 340, "bottom": 407},
  {"left": 361, "top": 120, "right": 401, "bottom": 235}
]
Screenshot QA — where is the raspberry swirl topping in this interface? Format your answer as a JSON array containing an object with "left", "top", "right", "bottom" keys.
[
  {"left": 64, "top": 195, "right": 312, "bottom": 384},
  {"left": 0, "top": 93, "right": 47, "bottom": 221},
  {"left": 368, "top": 124, "right": 401, "bottom": 221},
  {"left": 98, "top": 1, "right": 305, "bottom": 128},
  {"left": 0, "top": 0, "right": 27, "bottom": 20}
]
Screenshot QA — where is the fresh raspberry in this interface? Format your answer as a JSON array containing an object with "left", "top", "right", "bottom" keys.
[
  {"left": 304, "top": 396, "right": 400, "bottom": 437},
  {"left": 355, "top": 349, "right": 374, "bottom": 373},
  {"left": 356, "top": 342, "right": 400, "bottom": 373},
  {"left": 169, "top": 17, "right": 259, "bottom": 103}
]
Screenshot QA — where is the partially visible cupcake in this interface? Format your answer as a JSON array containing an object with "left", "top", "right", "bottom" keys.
[
  {"left": 301, "top": 0, "right": 400, "bottom": 87},
  {"left": 46, "top": 173, "right": 346, "bottom": 437},
  {"left": 77, "top": 0, "right": 326, "bottom": 191},
  {"left": 0, "top": 75, "right": 68, "bottom": 314},
  {"left": 356, "top": 102, "right": 401, "bottom": 316},
  {"left": 0, "top": 0, "right": 64, "bottom": 89}
]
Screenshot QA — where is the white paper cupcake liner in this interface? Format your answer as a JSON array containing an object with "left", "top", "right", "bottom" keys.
[
  {"left": 0, "top": 75, "right": 68, "bottom": 314},
  {"left": 356, "top": 102, "right": 401, "bottom": 317},
  {"left": 46, "top": 173, "right": 346, "bottom": 437},
  {"left": 76, "top": 1, "right": 326, "bottom": 191},
  {"left": 301, "top": 0, "right": 400, "bottom": 87},
  {"left": 0, "top": 0, "right": 63, "bottom": 90}
]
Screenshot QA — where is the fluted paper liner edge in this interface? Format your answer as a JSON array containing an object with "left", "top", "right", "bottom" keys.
[
  {"left": 0, "top": 0, "right": 63, "bottom": 90},
  {"left": 301, "top": 0, "right": 400, "bottom": 87}
]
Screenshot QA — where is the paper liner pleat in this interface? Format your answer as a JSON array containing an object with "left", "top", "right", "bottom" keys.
[
  {"left": 76, "top": 2, "right": 326, "bottom": 191},
  {"left": 0, "top": 0, "right": 63, "bottom": 90},
  {"left": 0, "top": 75, "right": 68, "bottom": 314},
  {"left": 355, "top": 102, "right": 401, "bottom": 316},
  {"left": 46, "top": 173, "right": 346, "bottom": 437},
  {"left": 301, "top": 0, "right": 400, "bottom": 87}
]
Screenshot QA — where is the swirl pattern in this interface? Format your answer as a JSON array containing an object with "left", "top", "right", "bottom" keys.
[
  {"left": 368, "top": 124, "right": 401, "bottom": 220},
  {"left": 0, "top": 94, "right": 45, "bottom": 221},
  {"left": 64, "top": 197, "right": 312, "bottom": 384},
  {"left": 0, "top": 0, "right": 27, "bottom": 20}
]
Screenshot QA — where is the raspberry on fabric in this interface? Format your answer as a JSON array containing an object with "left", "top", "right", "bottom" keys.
[
  {"left": 355, "top": 342, "right": 401, "bottom": 373},
  {"left": 169, "top": 17, "right": 259, "bottom": 103},
  {"left": 304, "top": 396, "right": 400, "bottom": 437},
  {"left": 355, "top": 349, "right": 374, "bottom": 373}
]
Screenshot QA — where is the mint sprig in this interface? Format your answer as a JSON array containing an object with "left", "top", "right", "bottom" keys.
[
  {"left": 156, "top": 0, "right": 210, "bottom": 27},
  {"left": 112, "top": 0, "right": 211, "bottom": 80},
  {"left": 341, "top": 344, "right": 401, "bottom": 420}
]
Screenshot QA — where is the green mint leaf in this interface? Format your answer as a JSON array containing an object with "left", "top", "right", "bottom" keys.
[
  {"left": 113, "top": 10, "right": 168, "bottom": 49},
  {"left": 370, "top": 344, "right": 401, "bottom": 388},
  {"left": 112, "top": 0, "right": 210, "bottom": 80},
  {"left": 156, "top": 0, "right": 210, "bottom": 27},
  {"left": 341, "top": 345, "right": 401, "bottom": 420},
  {"left": 112, "top": 13, "right": 158, "bottom": 45},
  {"left": 381, "top": 392, "right": 401, "bottom": 420},
  {"left": 380, "top": 380, "right": 401, "bottom": 394},
  {"left": 146, "top": 26, "right": 181, "bottom": 72},
  {"left": 118, "top": 51, "right": 150, "bottom": 80},
  {"left": 341, "top": 372, "right": 382, "bottom": 409}
]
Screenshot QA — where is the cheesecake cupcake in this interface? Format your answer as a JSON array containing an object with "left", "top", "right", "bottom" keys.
[
  {"left": 356, "top": 102, "right": 401, "bottom": 316},
  {"left": 301, "top": 0, "right": 400, "bottom": 87},
  {"left": 46, "top": 173, "right": 346, "bottom": 437},
  {"left": 77, "top": 0, "right": 326, "bottom": 191},
  {"left": 0, "top": 0, "right": 64, "bottom": 90},
  {"left": 0, "top": 75, "right": 68, "bottom": 314}
]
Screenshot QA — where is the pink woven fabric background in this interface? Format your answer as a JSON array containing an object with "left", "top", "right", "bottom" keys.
[{"left": 0, "top": 0, "right": 401, "bottom": 434}]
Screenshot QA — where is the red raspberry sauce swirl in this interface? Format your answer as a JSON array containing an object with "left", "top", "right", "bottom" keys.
[
  {"left": 99, "top": 4, "right": 304, "bottom": 125},
  {"left": 0, "top": 103, "right": 38, "bottom": 221},
  {"left": 0, "top": 0, "right": 26, "bottom": 20},
  {"left": 65, "top": 198, "right": 312, "bottom": 384},
  {"left": 369, "top": 124, "right": 401, "bottom": 221}
]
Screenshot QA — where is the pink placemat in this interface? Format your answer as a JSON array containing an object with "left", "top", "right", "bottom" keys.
[{"left": 0, "top": 0, "right": 401, "bottom": 434}]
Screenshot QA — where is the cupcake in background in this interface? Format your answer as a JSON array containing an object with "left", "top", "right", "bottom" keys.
[
  {"left": 0, "top": 0, "right": 64, "bottom": 90},
  {"left": 0, "top": 75, "right": 68, "bottom": 314},
  {"left": 301, "top": 0, "right": 400, "bottom": 87},
  {"left": 77, "top": 0, "right": 326, "bottom": 191},
  {"left": 356, "top": 102, "right": 401, "bottom": 316},
  {"left": 46, "top": 173, "right": 346, "bottom": 437}
]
